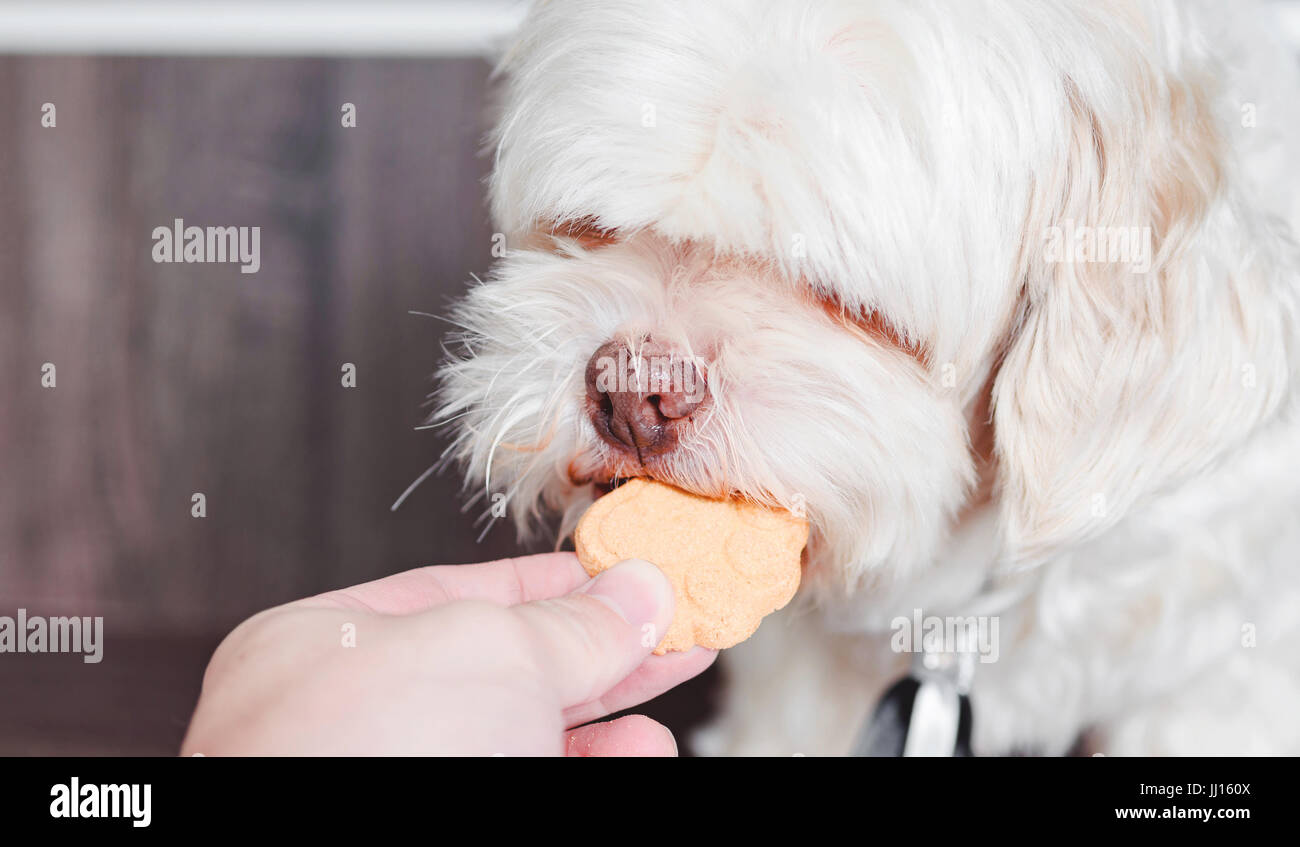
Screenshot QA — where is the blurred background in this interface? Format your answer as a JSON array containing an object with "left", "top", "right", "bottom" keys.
[{"left": 0, "top": 0, "right": 717, "bottom": 755}]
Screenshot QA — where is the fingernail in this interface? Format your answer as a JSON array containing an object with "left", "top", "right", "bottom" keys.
[{"left": 580, "top": 558, "right": 672, "bottom": 627}]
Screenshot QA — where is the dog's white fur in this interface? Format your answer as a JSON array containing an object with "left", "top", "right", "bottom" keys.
[{"left": 438, "top": 0, "right": 1300, "bottom": 754}]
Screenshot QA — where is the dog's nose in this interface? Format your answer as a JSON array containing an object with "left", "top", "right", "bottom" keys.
[{"left": 585, "top": 338, "right": 706, "bottom": 458}]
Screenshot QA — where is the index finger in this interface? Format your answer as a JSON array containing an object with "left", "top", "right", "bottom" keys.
[{"left": 301, "top": 552, "right": 589, "bottom": 615}]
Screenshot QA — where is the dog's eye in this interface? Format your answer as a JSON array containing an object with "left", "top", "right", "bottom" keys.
[
  {"left": 813, "top": 289, "right": 928, "bottom": 364},
  {"left": 550, "top": 218, "right": 620, "bottom": 249}
]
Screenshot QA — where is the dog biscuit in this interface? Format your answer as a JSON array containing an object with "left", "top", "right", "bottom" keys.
[{"left": 574, "top": 479, "right": 808, "bottom": 653}]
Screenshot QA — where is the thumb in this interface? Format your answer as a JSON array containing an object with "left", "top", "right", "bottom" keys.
[{"left": 511, "top": 558, "right": 674, "bottom": 709}]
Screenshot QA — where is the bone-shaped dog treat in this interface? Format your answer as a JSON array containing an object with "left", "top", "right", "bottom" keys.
[{"left": 574, "top": 478, "right": 809, "bottom": 653}]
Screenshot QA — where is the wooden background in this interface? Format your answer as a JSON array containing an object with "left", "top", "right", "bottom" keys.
[{"left": 0, "top": 56, "right": 714, "bottom": 754}]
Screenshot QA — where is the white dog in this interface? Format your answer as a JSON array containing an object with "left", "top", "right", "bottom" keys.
[{"left": 436, "top": 0, "right": 1300, "bottom": 755}]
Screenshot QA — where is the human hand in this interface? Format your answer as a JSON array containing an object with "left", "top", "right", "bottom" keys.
[{"left": 181, "top": 553, "right": 715, "bottom": 756}]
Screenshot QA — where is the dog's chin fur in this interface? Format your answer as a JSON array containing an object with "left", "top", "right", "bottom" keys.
[{"left": 437, "top": 0, "right": 1300, "bottom": 754}]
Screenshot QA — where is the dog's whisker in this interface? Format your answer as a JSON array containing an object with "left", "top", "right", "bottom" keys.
[{"left": 389, "top": 462, "right": 440, "bottom": 512}]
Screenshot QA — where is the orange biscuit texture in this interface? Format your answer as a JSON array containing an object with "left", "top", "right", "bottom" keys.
[{"left": 574, "top": 479, "right": 809, "bottom": 654}]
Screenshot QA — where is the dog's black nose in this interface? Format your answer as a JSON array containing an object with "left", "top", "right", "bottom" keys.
[{"left": 585, "top": 338, "right": 706, "bottom": 458}]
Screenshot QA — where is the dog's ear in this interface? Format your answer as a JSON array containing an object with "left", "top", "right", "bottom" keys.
[{"left": 991, "top": 68, "right": 1299, "bottom": 564}]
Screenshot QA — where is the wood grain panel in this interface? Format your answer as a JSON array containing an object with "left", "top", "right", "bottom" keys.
[{"left": 0, "top": 56, "right": 716, "bottom": 754}]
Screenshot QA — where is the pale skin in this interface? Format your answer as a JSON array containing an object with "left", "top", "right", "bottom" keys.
[{"left": 180, "top": 554, "right": 715, "bottom": 756}]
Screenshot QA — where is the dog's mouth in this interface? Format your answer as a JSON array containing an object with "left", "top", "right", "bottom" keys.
[
  {"left": 575, "top": 453, "right": 768, "bottom": 509},
  {"left": 586, "top": 458, "right": 693, "bottom": 499},
  {"left": 570, "top": 453, "right": 672, "bottom": 499},
  {"left": 592, "top": 476, "right": 633, "bottom": 497},
  {"left": 595, "top": 475, "right": 634, "bottom": 496}
]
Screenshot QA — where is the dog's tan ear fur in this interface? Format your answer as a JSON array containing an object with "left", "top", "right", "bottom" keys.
[{"left": 992, "top": 58, "right": 1300, "bottom": 565}]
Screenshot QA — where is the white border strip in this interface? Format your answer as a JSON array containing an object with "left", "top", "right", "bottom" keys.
[
  {"left": 0, "top": 1, "right": 529, "bottom": 57},
  {"left": 0, "top": 0, "right": 1294, "bottom": 57}
]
